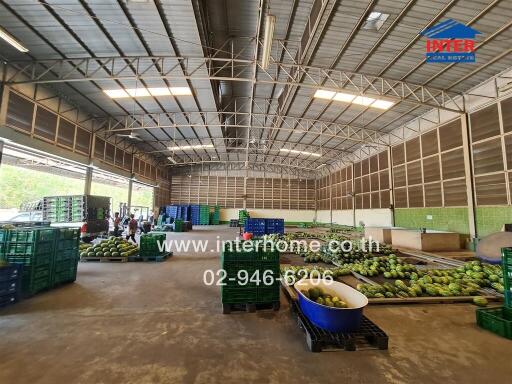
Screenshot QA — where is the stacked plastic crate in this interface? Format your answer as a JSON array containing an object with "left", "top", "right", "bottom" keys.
[
  {"left": 199, "top": 205, "right": 210, "bottom": 225},
  {"left": 244, "top": 218, "right": 266, "bottom": 237},
  {"left": 220, "top": 241, "right": 280, "bottom": 313},
  {"left": 210, "top": 206, "right": 220, "bottom": 225},
  {"left": 265, "top": 219, "right": 284, "bottom": 234},
  {"left": 190, "top": 205, "right": 201, "bottom": 225},
  {"left": 43, "top": 195, "right": 110, "bottom": 224},
  {"left": 0, "top": 264, "right": 21, "bottom": 309},
  {"left": 476, "top": 247, "right": 512, "bottom": 339},
  {"left": 140, "top": 233, "right": 166, "bottom": 257},
  {"left": 238, "top": 210, "right": 249, "bottom": 227},
  {"left": 52, "top": 228, "right": 80, "bottom": 287},
  {"left": 4, "top": 227, "right": 57, "bottom": 297}
]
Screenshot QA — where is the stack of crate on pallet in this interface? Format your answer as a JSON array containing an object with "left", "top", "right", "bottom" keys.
[
  {"left": 220, "top": 241, "right": 280, "bottom": 313},
  {"left": 140, "top": 233, "right": 166, "bottom": 257},
  {"left": 1, "top": 226, "right": 81, "bottom": 298},
  {"left": 3, "top": 227, "right": 57, "bottom": 297},
  {"left": 476, "top": 247, "right": 512, "bottom": 339},
  {"left": 43, "top": 195, "right": 110, "bottom": 224},
  {"left": 199, "top": 205, "right": 210, "bottom": 225},
  {"left": 52, "top": 228, "right": 80, "bottom": 286},
  {"left": 0, "top": 264, "right": 21, "bottom": 309},
  {"left": 238, "top": 210, "right": 249, "bottom": 227},
  {"left": 210, "top": 206, "right": 220, "bottom": 225}
]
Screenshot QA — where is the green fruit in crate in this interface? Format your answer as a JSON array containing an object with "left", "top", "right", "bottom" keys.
[
  {"left": 96, "top": 251, "right": 104, "bottom": 257},
  {"left": 104, "top": 252, "right": 111, "bottom": 257},
  {"left": 112, "top": 252, "right": 120, "bottom": 257},
  {"left": 473, "top": 296, "right": 488, "bottom": 307}
]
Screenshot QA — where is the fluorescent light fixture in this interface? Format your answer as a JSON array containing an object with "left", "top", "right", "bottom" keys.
[
  {"left": 103, "top": 86, "right": 192, "bottom": 98},
  {"left": 170, "top": 87, "right": 193, "bottom": 96},
  {"left": 333, "top": 92, "right": 356, "bottom": 103},
  {"left": 261, "top": 14, "right": 276, "bottom": 70},
  {"left": 316, "top": 163, "right": 326, "bottom": 169},
  {"left": 352, "top": 96, "right": 375, "bottom": 106},
  {"left": 104, "top": 89, "right": 130, "bottom": 98},
  {"left": 280, "top": 148, "right": 321, "bottom": 157},
  {"left": 168, "top": 144, "right": 214, "bottom": 151},
  {"left": 167, "top": 157, "right": 177, "bottom": 164},
  {"left": 363, "top": 12, "right": 389, "bottom": 31},
  {"left": 148, "top": 87, "right": 172, "bottom": 96},
  {"left": 313, "top": 88, "right": 394, "bottom": 109},
  {"left": 371, "top": 99, "right": 395, "bottom": 109},
  {"left": 0, "top": 27, "right": 28, "bottom": 52},
  {"left": 126, "top": 88, "right": 150, "bottom": 97},
  {"left": 314, "top": 89, "right": 336, "bottom": 100}
]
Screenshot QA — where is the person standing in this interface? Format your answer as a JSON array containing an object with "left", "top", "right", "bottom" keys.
[
  {"left": 113, "top": 212, "right": 121, "bottom": 237},
  {"left": 126, "top": 214, "right": 138, "bottom": 243}
]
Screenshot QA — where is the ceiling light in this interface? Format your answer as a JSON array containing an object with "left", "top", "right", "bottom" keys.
[
  {"left": 333, "top": 92, "right": 356, "bottom": 102},
  {"left": 261, "top": 14, "right": 276, "bottom": 70},
  {"left": 280, "top": 148, "right": 321, "bottom": 157},
  {"left": 148, "top": 87, "right": 172, "bottom": 96},
  {"left": 371, "top": 99, "right": 395, "bottom": 109},
  {"left": 170, "top": 87, "right": 193, "bottom": 96},
  {"left": 168, "top": 144, "right": 214, "bottom": 151},
  {"left": 104, "top": 89, "right": 130, "bottom": 98},
  {"left": 313, "top": 88, "right": 395, "bottom": 110},
  {"left": 167, "top": 157, "right": 177, "bottom": 164},
  {"left": 103, "top": 86, "right": 192, "bottom": 98},
  {"left": 352, "top": 96, "right": 375, "bottom": 106},
  {"left": 126, "top": 88, "right": 150, "bottom": 97},
  {"left": 0, "top": 27, "right": 28, "bottom": 52},
  {"left": 362, "top": 12, "right": 389, "bottom": 31},
  {"left": 314, "top": 90, "right": 336, "bottom": 100},
  {"left": 316, "top": 163, "right": 326, "bottom": 169}
]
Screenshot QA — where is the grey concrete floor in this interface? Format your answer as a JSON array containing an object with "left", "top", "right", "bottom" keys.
[{"left": 1, "top": 226, "right": 511, "bottom": 384}]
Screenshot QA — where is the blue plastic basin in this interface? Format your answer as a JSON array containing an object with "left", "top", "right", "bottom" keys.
[{"left": 295, "top": 279, "right": 368, "bottom": 333}]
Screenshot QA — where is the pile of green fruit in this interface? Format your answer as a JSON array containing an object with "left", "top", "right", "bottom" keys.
[
  {"left": 79, "top": 242, "right": 92, "bottom": 252},
  {"left": 80, "top": 237, "right": 138, "bottom": 258},
  {"left": 300, "top": 286, "right": 349, "bottom": 308},
  {"left": 281, "top": 265, "right": 352, "bottom": 280},
  {"left": 356, "top": 260, "right": 503, "bottom": 299}
]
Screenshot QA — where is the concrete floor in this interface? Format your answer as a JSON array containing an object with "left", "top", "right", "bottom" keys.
[{"left": 1, "top": 226, "right": 511, "bottom": 384}]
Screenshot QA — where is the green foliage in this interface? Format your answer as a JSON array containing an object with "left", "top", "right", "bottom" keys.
[{"left": 0, "top": 164, "right": 154, "bottom": 210}]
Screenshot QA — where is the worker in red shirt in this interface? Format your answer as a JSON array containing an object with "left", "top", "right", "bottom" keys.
[{"left": 126, "top": 214, "right": 138, "bottom": 243}]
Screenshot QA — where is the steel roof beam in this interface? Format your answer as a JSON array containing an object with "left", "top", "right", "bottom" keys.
[{"left": 4, "top": 56, "right": 465, "bottom": 113}]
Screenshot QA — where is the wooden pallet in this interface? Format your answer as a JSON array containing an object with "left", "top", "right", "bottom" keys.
[
  {"left": 128, "top": 252, "right": 172, "bottom": 262},
  {"left": 80, "top": 256, "right": 128, "bottom": 263}
]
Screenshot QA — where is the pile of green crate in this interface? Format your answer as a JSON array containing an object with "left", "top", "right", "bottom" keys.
[
  {"left": 238, "top": 210, "right": 249, "bottom": 227},
  {"left": 43, "top": 195, "right": 110, "bottom": 223},
  {"left": 52, "top": 228, "right": 80, "bottom": 286},
  {"left": 220, "top": 241, "right": 280, "bottom": 311},
  {"left": 199, "top": 205, "right": 210, "bottom": 225},
  {"left": 476, "top": 247, "right": 512, "bottom": 339},
  {"left": 210, "top": 206, "right": 220, "bottom": 225},
  {"left": 3, "top": 227, "right": 57, "bottom": 297},
  {"left": 2, "top": 226, "right": 80, "bottom": 297},
  {"left": 140, "top": 233, "right": 166, "bottom": 257},
  {"left": 174, "top": 219, "right": 184, "bottom": 232}
]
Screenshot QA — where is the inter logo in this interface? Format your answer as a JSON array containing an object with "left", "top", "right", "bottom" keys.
[{"left": 420, "top": 19, "right": 481, "bottom": 63}]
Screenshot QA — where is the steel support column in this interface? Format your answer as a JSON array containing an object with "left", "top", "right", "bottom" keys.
[{"left": 461, "top": 113, "right": 477, "bottom": 241}]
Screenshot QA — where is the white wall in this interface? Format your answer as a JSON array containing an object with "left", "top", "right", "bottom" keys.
[
  {"left": 220, "top": 208, "right": 315, "bottom": 222},
  {"left": 317, "top": 209, "right": 393, "bottom": 227}
]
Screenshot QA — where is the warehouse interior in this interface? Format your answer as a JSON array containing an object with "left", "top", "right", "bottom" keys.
[{"left": 1, "top": 0, "right": 512, "bottom": 383}]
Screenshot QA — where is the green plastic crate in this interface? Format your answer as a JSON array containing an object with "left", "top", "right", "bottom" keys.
[
  {"left": 476, "top": 306, "right": 512, "bottom": 339},
  {"left": 55, "top": 248, "right": 79, "bottom": 262},
  {"left": 6, "top": 241, "right": 54, "bottom": 256},
  {"left": 8, "top": 227, "right": 57, "bottom": 243},
  {"left": 221, "top": 286, "right": 257, "bottom": 304},
  {"left": 256, "top": 286, "right": 280, "bottom": 302},
  {"left": 6, "top": 252, "right": 52, "bottom": 267},
  {"left": 501, "top": 248, "right": 512, "bottom": 307}
]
